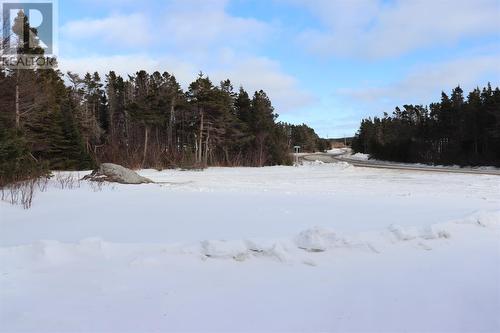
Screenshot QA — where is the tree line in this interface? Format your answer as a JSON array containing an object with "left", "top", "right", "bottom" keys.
[
  {"left": 352, "top": 84, "right": 500, "bottom": 166},
  {"left": 0, "top": 11, "right": 327, "bottom": 186},
  {"left": 0, "top": 68, "right": 327, "bottom": 185}
]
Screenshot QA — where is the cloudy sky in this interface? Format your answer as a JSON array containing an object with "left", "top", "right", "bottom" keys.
[{"left": 57, "top": 0, "right": 500, "bottom": 137}]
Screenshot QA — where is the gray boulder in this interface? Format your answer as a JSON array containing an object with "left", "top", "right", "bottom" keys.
[{"left": 83, "top": 163, "right": 153, "bottom": 184}]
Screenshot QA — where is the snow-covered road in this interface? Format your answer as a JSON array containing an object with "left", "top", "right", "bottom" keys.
[
  {"left": 1, "top": 163, "right": 499, "bottom": 332},
  {"left": 302, "top": 151, "right": 500, "bottom": 176}
]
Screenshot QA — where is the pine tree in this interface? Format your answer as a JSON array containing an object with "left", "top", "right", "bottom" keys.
[
  {"left": 250, "top": 90, "right": 276, "bottom": 166},
  {"left": 352, "top": 84, "right": 500, "bottom": 166}
]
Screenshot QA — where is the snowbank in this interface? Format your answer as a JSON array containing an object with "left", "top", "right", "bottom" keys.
[
  {"left": 2, "top": 210, "right": 497, "bottom": 266},
  {"left": 295, "top": 227, "right": 337, "bottom": 251},
  {"left": 349, "top": 152, "right": 370, "bottom": 160}
]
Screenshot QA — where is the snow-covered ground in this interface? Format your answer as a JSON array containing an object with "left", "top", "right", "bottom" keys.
[
  {"left": 1, "top": 163, "right": 499, "bottom": 332},
  {"left": 348, "top": 152, "right": 370, "bottom": 161}
]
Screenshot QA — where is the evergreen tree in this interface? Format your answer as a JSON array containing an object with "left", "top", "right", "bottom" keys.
[
  {"left": 352, "top": 84, "right": 500, "bottom": 166},
  {"left": 2, "top": 59, "right": 325, "bottom": 183}
]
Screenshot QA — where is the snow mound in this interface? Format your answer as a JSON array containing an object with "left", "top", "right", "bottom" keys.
[
  {"left": 201, "top": 240, "right": 249, "bottom": 261},
  {"left": 388, "top": 224, "right": 451, "bottom": 241},
  {"left": 349, "top": 153, "right": 370, "bottom": 160},
  {"left": 200, "top": 238, "right": 293, "bottom": 262},
  {"left": 331, "top": 161, "right": 352, "bottom": 169},
  {"left": 31, "top": 240, "right": 74, "bottom": 264},
  {"left": 78, "top": 237, "right": 106, "bottom": 254},
  {"left": 295, "top": 227, "right": 337, "bottom": 252},
  {"left": 476, "top": 211, "right": 500, "bottom": 227},
  {"left": 22, "top": 238, "right": 110, "bottom": 265},
  {"left": 419, "top": 225, "right": 451, "bottom": 240},
  {"left": 245, "top": 239, "right": 292, "bottom": 262},
  {"left": 458, "top": 210, "right": 500, "bottom": 228},
  {"left": 327, "top": 148, "right": 349, "bottom": 155},
  {"left": 388, "top": 224, "right": 419, "bottom": 241}
]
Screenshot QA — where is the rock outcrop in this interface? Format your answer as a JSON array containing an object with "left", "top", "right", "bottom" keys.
[{"left": 83, "top": 163, "right": 153, "bottom": 184}]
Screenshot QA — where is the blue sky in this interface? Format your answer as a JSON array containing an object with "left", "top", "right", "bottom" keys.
[{"left": 56, "top": 0, "right": 500, "bottom": 137}]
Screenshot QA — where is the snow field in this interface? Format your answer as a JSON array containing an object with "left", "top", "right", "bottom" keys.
[{"left": 1, "top": 162, "right": 499, "bottom": 332}]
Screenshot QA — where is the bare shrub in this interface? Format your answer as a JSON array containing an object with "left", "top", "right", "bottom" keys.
[
  {"left": 1, "top": 173, "right": 84, "bottom": 209},
  {"left": 36, "top": 176, "right": 49, "bottom": 192},
  {"left": 89, "top": 180, "right": 108, "bottom": 192},
  {"left": 20, "top": 180, "right": 35, "bottom": 209},
  {"left": 1, "top": 178, "right": 38, "bottom": 209},
  {"left": 53, "top": 173, "right": 81, "bottom": 190}
]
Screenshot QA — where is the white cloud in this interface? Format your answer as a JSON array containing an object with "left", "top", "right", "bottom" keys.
[
  {"left": 309, "top": 54, "right": 500, "bottom": 136},
  {"left": 211, "top": 56, "right": 315, "bottom": 112},
  {"left": 62, "top": 13, "right": 151, "bottom": 48},
  {"left": 160, "top": 0, "right": 271, "bottom": 55},
  {"left": 58, "top": 1, "right": 312, "bottom": 114},
  {"left": 338, "top": 55, "right": 500, "bottom": 105},
  {"left": 295, "top": 0, "right": 500, "bottom": 58}
]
